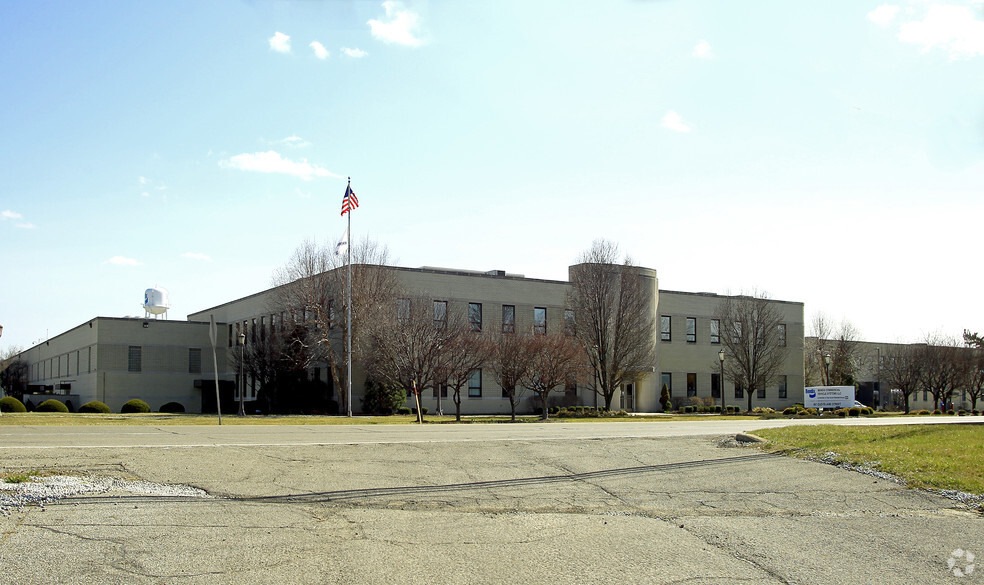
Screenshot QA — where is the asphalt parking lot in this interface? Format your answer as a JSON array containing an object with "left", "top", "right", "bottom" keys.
[{"left": 1, "top": 422, "right": 981, "bottom": 584}]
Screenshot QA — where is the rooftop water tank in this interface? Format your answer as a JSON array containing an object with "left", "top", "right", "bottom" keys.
[{"left": 143, "top": 287, "right": 170, "bottom": 318}]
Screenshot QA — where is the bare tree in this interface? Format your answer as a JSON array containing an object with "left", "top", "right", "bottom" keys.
[
  {"left": 805, "top": 313, "right": 863, "bottom": 386},
  {"left": 363, "top": 295, "right": 462, "bottom": 419},
  {"left": 521, "top": 333, "right": 587, "bottom": 420},
  {"left": 488, "top": 330, "right": 535, "bottom": 422},
  {"left": 963, "top": 330, "right": 984, "bottom": 412},
  {"left": 568, "top": 240, "right": 656, "bottom": 411},
  {"left": 439, "top": 327, "right": 492, "bottom": 422},
  {"left": 271, "top": 236, "right": 399, "bottom": 414},
  {"left": 879, "top": 344, "right": 926, "bottom": 414},
  {"left": 920, "top": 334, "right": 964, "bottom": 411},
  {"left": 715, "top": 292, "right": 787, "bottom": 412}
]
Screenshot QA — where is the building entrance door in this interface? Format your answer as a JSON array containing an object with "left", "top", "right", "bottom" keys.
[{"left": 621, "top": 383, "right": 634, "bottom": 412}]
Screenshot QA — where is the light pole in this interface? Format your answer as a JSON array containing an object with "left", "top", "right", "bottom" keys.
[
  {"left": 823, "top": 353, "right": 832, "bottom": 386},
  {"left": 238, "top": 332, "right": 246, "bottom": 417},
  {"left": 718, "top": 349, "right": 726, "bottom": 414}
]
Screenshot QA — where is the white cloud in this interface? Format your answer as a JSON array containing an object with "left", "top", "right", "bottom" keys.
[
  {"left": 15, "top": 223, "right": 35, "bottom": 229},
  {"left": 368, "top": 1, "right": 425, "bottom": 47},
  {"left": 181, "top": 252, "right": 211, "bottom": 261},
  {"left": 2, "top": 210, "right": 23, "bottom": 220},
  {"left": 219, "top": 150, "right": 340, "bottom": 181},
  {"left": 342, "top": 47, "right": 368, "bottom": 58},
  {"left": 279, "top": 135, "right": 310, "bottom": 147},
  {"left": 310, "top": 41, "right": 329, "bottom": 59},
  {"left": 693, "top": 40, "right": 714, "bottom": 59},
  {"left": 269, "top": 31, "right": 291, "bottom": 54},
  {"left": 106, "top": 256, "right": 142, "bottom": 266},
  {"left": 897, "top": 4, "right": 984, "bottom": 59},
  {"left": 867, "top": 4, "right": 900, "bottom": 26},
  {"left": 138, "top": 176, "right": 149, "bottom": 185},
  {"left": 661, "top": 110, "right": 691, "bottom": 133}
]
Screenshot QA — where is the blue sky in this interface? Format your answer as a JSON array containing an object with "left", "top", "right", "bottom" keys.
[{"left": 2, "top": 0, "right": 983, "bottom": 352}]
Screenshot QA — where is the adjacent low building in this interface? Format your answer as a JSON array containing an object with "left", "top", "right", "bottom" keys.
[{"left": 14, "top": 262, "right": 807, "bottom": 414}]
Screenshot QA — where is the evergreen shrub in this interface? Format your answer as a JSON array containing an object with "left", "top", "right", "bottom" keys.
[
  {"left": 36, "top": 399, "right": 69, "bottom": 413},
  {"left": 0, "top": 396, "right": 27, "bottom": 413},
  {"left": 79, "top": 401, "right": 111, "bottom": 413},
  {"left": 121, "top": 399, "right": 151, "bottom": 413}
]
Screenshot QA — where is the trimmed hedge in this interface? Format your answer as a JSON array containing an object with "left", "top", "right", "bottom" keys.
[
  {"left": 159, "top": 402, "right": 185, "bottom": 413},
  {"left": 79, "top": 401, "right": 111, "bottom": 414},
  {"left": 0, "top": 396, "right": 27, "bottom": 413},
  {"left": 121, "top": 399, "right": 151, "bottom": 414},
  {"left": 36, "top": 399, "right": 69, "bottom": 413}
]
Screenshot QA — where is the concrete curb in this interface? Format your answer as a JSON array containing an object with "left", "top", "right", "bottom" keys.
[{"left": 734, "top": 432, "right": 767, "bottom": 444}]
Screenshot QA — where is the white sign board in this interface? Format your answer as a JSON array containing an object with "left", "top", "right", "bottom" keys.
[{"left": 804, "top": 386, "right": 855, "bottom": 409}]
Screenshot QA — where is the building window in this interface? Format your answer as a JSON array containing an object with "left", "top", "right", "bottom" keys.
[
  {"left": 328, "top": 300, "right": 336, "bottom": 329},
  {"left": 434, "top": 301, "right": 448, "bottom": 328},
  {"left": 686, "top": 317, "right": 697, "bottom": 343},
  {"left": 397, "top": 298, "right": 411, "bottom": 322},
  {"left": 502, "top": 305, "right": 515, "bottom": 334},
  {"left": 757, "top": 386, "right": 766, "bottom": 399},
  {"left": 534, "top": 307, "right": 547, "bottom": 335},
  {"left": 732, "top": 322, "right": 742, "bottom": 343},
  {"left": 433, "top": 384, "right": 448, "bottom": 398},
  {"left": 228, "top": 323, "right": 233, "bottom": 348},
  {"left": 735, "top": 382, "right": 744, "bottom": 399},
  {"left": 565, "top": 380, "right": 577, "bottom": 396},
  {"left": 661, "top": 316, "right": 671, "bottom": 342},
  {"left": 778, "top": 323, "right": 787, "bottom": 347},
  {"left": 711, "top": 373, "right": 721, "bottom": 398},
  {"left": 128, "top": 346, "right": 142, "bottom": 372},
  {"left": 564, "top": 309, "right": 576, "bottom": 336},
  {"left": 710, "top": 319, "right": 720, "bottom": 344},
  {"left": 188, "top": 348, "right": 202, "bottom": 374},
  {"left": 778, "top": 375, "right": 787, "bottom": 399},
  {"left": 469, "top": 303, "right": 482, "bottom": 332},
  {"left": 468, "top": 369, "right": 482, "bottom": 397},
  {"left": 661, "top": 372, "right": 672, "bottom": 397},
  {"left": 687, "top": 373, "right": 697, "bottom": 397}
]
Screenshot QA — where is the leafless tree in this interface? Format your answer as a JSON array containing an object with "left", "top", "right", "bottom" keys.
[
  {"left": 438, "top": 327, "right": 492, "bottom": 422},
  {"left": 363, "top": 296, "right": 461, "bottom": 415},
  {"left": 567, "top": 239, "right": 656, "bottom": 411},
  {"left": 805, "top": 313, "right": 863, "bottom": 386},
  {"left": 715, "top": 291, "right": 787, "bottom": 412},
  {"left": 920, "top": 334, "right": 964, "bottom": 411},
  {"left": 521, "top": 333, "right": 588, "bottom": 420},
  {"left": 271, "top": 236, "right": 400, "bottom": 414},
  {"left": 488, "top": 330, "right": 536, "bottom": 422},
  {"left": 879, "top": 344, "right": 926, "bottom": 414},
  {"left": 963, "top": 330, "right": 984, "bottom": 411}
]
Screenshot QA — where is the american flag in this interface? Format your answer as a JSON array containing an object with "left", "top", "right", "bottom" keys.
[{"left": 340, "top": 183, "right": 359, "bottom": 216}]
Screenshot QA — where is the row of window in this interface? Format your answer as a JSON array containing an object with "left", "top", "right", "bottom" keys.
[
  {"left": 432, "top": 301, "right": 574, "bottom": 336},
  {"left": 30, "top": 347, "right": 95, "bottom": 380},
  {"left": 660, "top": 316, "right": 787, "bottom": 346},
  {"left": 126, "top": 346, "right": 203, "bottom": 374},
  {"left": 661, "top": 372, "right": 789, "bottom": 399}
]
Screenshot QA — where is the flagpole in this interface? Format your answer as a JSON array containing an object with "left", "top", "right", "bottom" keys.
[{"left": 345, "top": 177, "right": 353, "bottom": 417}]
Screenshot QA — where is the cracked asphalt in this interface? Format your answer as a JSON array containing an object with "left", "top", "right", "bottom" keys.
[{"left": 1, "top": 423, "right": 981, "bottom": 584}]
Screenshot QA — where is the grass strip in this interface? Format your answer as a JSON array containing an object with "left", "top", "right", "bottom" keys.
[{"left": 751, "top": 424, "right": 984, "bottom": 495}]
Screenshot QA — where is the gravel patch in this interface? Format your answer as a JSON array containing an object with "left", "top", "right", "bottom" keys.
[
  {"left": 0, "top": 475, "right": 211, "bottom": 516},
  {"left": 808, "top": 451, "right": 984, "bottom": 508}
]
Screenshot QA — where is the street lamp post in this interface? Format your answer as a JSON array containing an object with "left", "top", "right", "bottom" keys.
[
  {"left": 718, "top": 349, "right": 726, "bottom": 414},
  {"left": 823, "top": 353, "right": 832, "bottom": 386},
  {"left": 238, "top": 332, "right": 246, "bottom": 417}
]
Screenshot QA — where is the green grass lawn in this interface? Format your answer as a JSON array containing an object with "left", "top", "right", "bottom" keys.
[{"left": 752, "top": 424, "right": 984, "bottom": 496}]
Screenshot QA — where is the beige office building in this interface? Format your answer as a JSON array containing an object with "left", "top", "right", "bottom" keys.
[{"left": 16, "top": 262, "right": 806, "bottom": 414}]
